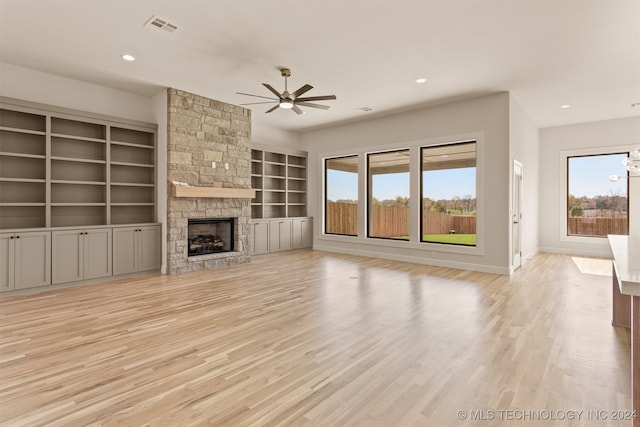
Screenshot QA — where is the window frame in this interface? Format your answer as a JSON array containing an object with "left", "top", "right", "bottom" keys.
[
  {"left": 565, "top": 151, "right": 629, "bottom": 238},
  {"left": 366, "top": 148, "right": 411, "bottom": 240},
  {"left": 420, "top": 140, "right": 477, "bottom": 247},
  {"left": 324, "top": 155, "right": 359, "bottom": 237},
  {"left": 559, "top": 145, "right": 632, "bottom": 243}
]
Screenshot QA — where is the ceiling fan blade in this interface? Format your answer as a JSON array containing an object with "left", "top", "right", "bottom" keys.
[
  {"left": 265, "top": 104, "right": 280, "bottom": 113},
  {"left": 292, "top": 105, "right": 304, "bottom": 115},
  {"left": 295, "top": 95, "right": 337, "bottom": 102},
  {"left": 296, "top": 102, "right": 330, "bottom": 110},
  {"left": 236, "top": 92, "right": 278, "bottom": 101},
  {"left": 239, "top": 101, "right": 279, "bottom": 106},
  {"left": 263, "top": 83, "right": 284, "bottom": 99},
  {"left": 291, "top": 84, "right": 313, "bottom": 99}
]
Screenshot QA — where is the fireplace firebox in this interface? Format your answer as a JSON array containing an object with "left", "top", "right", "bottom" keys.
[{"left": 188, "top": 218, "right": 235, "bottom": 257}]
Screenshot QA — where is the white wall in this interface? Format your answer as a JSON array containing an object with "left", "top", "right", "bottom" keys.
[
  {"left": 302, "top": 93, "right": 512, "bottom": 274},
  {"left": 0, "top": 62, "right": 155, "bottom": 122},
  {"left": 509, "top": 96, "right": 540, "bottom": 264},
  {"left": 252, "top": 119, "right": 301, "bottom": 151},
  {"left": 539, "top": 116, "right": 640, "bottom": 257}
]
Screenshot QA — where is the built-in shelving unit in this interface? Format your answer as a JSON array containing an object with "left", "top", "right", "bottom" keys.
[
  {"left": 0, "top": 99, "right": 157, "bottom": 230},
  {"left": 251, "top": 147, "right": 307, "bottom": 219}
]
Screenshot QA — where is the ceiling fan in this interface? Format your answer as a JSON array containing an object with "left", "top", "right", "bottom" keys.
[{"left": 236, "top": 68, "right": 336, "bottom": 115}]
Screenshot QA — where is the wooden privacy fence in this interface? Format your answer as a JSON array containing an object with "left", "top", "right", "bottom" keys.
[
  {"left": 567, "top": 217, "right": 628, "bottom": 237},
  {"left": 326, "top": 202, "right": 476, "bottom": 237}
]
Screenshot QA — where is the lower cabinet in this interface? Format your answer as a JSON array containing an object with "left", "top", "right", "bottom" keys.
[
  {"left": 52, "top": 228, "right": 112, "bottom": 285},
  {"left": 292, "top": 218, "right": 313, "bottom": 249},
  {"left": 0, "top": 223, "right": 161, "bottom": 293},
  {"left": 0, "top": 231, "right": 51, "bottom": 291},
  {"left": 270, "top": 219, "right": 293, "bottom": 252},
  {"left": 113, "top": 225, "right": 161, "bottom": 275},
  {"left": 251, "top": 221, "right": 270, "bottom": 255},
  {"left": 251, "top": 218, "right": 312, "bottom": 255}
]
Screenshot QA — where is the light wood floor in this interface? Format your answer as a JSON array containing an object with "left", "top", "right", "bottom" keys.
[{"left": 0, "top": 251, "right": 632, "bottom": 426}]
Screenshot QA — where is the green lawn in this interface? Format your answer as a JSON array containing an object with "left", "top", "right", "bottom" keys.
[{"left": 423, "top": 234, "right": 476, "bottom": 245}]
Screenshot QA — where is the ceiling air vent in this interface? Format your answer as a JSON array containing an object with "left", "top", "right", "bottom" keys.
[{"left": 145, "top": 15, "right": 178, "bottom": 33}]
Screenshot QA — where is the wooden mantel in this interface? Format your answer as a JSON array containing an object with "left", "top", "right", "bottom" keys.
[{"left": 171, "top": 186, "right": 256, "bottom": 199}]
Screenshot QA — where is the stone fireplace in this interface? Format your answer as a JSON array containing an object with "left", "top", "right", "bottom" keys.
[{"left": 166, "top": 88, "right": 252, "bottom": 274}]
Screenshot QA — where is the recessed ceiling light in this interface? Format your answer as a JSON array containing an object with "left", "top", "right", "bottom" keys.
[
  {"left": 416, "top": 78, "right": 427, "bottom": 84},
  {"left": 560, "top": 104, "right": 571, "bottom": 109},
  {"left": 121, "top": 54, "right": 136, "bottom": 62}
]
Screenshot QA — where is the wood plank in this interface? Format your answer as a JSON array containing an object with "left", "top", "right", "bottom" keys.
[
  {"left": 0, "top": 251, "right": 633, "bottom": 426},
  {"left": 171, "top": 185, "right": 255, "bottom": 199}
]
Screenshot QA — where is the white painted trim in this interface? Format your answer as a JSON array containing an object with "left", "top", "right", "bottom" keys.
[
  {"left": 558, "top": 143, "right": 633, "bottom": 244},
  {"left": 312, "top": 243, "right": 510, "bottom": 275}
]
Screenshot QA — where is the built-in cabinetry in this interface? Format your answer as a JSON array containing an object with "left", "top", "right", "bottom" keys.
[
  {"left": 0, "top": 98, "right": 160, "bottom": 293},
  {"left": 251, "top": 147, "right": 307, "bottom": 219},
  {"left": 52, "top": 228, "right": 112, "bottom": 284},
  {"left": 250, "top": 145, "right": 312, "bottom": 254},
  {"left": 0, "top": 231, "right": 51, "bottom": 291},
  {"left": 113, "top": 225, "right": 162, "bottom": 275},
  {"left": 0, "top": 99, "right": 156, "bottom": 229},
  {"left": 250, "top": 218, "right": 313, "bottom": 255}
]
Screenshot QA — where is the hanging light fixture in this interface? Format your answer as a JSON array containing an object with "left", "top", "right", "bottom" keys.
[
  {"left": 622, "top": 146, "right": 640, "bottom": 175},
  {"left": 608, "top": 147, "right": 640, "bottom": 182}
]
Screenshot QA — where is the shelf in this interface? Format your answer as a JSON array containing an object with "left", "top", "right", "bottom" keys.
[
  {"left": 51, "top": 156, "right": 106, "bottom": 165},
  {"left": 51, "top": 180, "right": 106, "bottom": 185},
  {"left": 0, "top": 126, "right": 46, "bottom": 136},
  {"left": 111, "top": 161, "right": 154, "bottom": 168},
  {"left": 110, "top": 140, "right": 155, "bottom": 150},
  {"left": 0, "top": 203, "right": 46, "bottom": 207},
  {"left": 0, "top": 177, "right": 46, "bottom": 183},
  {"left": 51, "top": 133, "right": 106, "bottom": 144},
  {"left": 0, "top": 151, "right": 46, "bottom": 159},
  {"left": 171, "top": 186, "right": 256, "bottom": 199},
  {"left": 110, "top": 182, "right": 155, "bottom": 187},
  {"left": 1, "top": 101, "right": 157, "bottom": 230},
  {"left": 51, "top": 203, "right": 106, "bottom": 207}
]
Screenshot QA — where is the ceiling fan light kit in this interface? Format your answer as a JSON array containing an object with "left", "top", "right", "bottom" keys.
[{"left": 237, "top": 68, "right": 336, "bottom": 115}]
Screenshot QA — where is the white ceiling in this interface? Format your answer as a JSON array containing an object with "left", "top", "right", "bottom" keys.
[{"left": 1, "top": 0, "right": 639, "bottom": 133}]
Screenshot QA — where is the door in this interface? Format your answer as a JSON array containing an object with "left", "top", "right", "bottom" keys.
[
  {"left": 512, "top": 161, "right": 523, "bottom": 269},
  {"left": 0, "top": 233, "right": 15, "bottom": 292},
  {"left": 52, "top": 229, "right": 83, "bottom": 284},
  {"left": 138, "top": 226, "right": 161, "bottom": 272},
  {"left": 113, "top": 227, "right": 137, "bottom": 275},
  {"left": 252, "top": 221, "right": 269, "bottom": 255},
  {"left": 292, "top": 218, "right": 313, "bottom": 249},
  {"left": 15, "top": 231, "right": 51, "bottom": 290},
  {"left": 84, "top": 228, "right": 112, "bottom": 280}
]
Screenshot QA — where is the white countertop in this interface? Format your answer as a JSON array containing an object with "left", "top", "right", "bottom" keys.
[{"left": 608, "top": 235, "right": 640, "bottom": 296}]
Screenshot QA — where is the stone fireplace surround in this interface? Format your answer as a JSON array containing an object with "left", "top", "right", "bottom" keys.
[{"left": 166, "top": 88, "right": 252, "bottom": 274}]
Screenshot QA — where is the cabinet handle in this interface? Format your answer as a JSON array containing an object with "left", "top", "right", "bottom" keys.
[
  {"left": 16, "top": 235, "right": 20, "bottom": 239},
  {"left": 10, "top": 236, "right": 13, "bottom": 239}
]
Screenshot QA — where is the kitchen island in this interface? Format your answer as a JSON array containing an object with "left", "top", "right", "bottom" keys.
[{"left": 609, "top": 234, "right": 640, "bottom": 427}]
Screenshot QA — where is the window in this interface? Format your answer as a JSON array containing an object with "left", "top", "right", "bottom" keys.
[
  {"left": 325, "top": 156, "right": 358, "bottom": 236},
  {"left": 567, "top": 153, "right": 628, "bottom": 237},
  {"left": 367, "top": 149, "right": 410, "bottom": 240},
  {"left": 421, "top": 141, "right": 476, "bottom": 246}
]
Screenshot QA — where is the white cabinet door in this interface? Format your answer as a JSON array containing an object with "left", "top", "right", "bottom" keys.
[
  {"left": 113, "top": 225, "right": 161, "bottom": 275},
  {"left": 138, "top": 225, "right": 161, "bottom": 272},
  {"left": 52, "top": 230, "right": 83, "bottom": 285},
  {"left": 251, "top": 221, "right": 269, "bottom": 255},
  {"left": 269, "top": 219, "right": 292, "bottom": 252},
  {"left": 14, "top": 231, "right": 51, "bottom": 290},
  {"left": 0, "top": 233, "right": 15, "bottom": 292},
  {"left": 292, "top": 218, "right": 313, "bottom": 249},
  {"left": 52, "top": 228, "right": 112, "bottom": 284},
  {"left": 84, "top": 228, "right": 112, "bottom": 280},
  {"left": 113, "top": 227, "right": 137, "bottom": 276}
]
